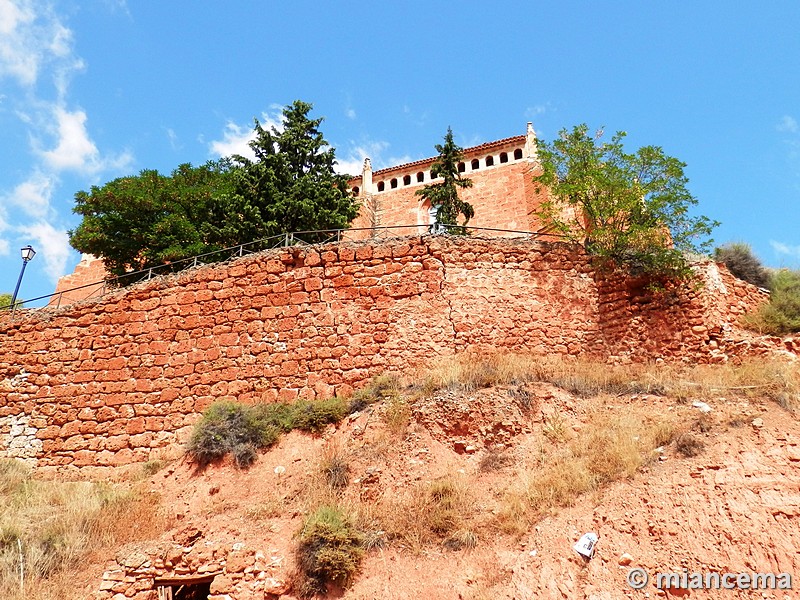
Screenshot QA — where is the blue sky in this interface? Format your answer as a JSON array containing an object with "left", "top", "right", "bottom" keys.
[{"left": 1, "top": 1, "right": 799, "bottom": 305}]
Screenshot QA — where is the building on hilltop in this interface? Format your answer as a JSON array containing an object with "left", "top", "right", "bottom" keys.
[
  {"left": 346, "top": 122, "right": 547, "bottom": 238},
  {"left": 51, "top": 123, "right": 551, "bottom": 305}
]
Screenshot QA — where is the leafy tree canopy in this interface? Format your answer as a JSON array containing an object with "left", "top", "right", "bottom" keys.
[
  {"left": 533, "top": 124, "right": 718, "bottom": 280},
  {"left": 70, "top": 161, "right": 236, "bottom": 278},
  {"left": 416, "top": 127, "right": 474, "bottom": 231},
  {"left": 0, "top": 293, "right": 14, "bottom": 309},
  {"left": 69, "top": 101, "right": 359, "bottom": 281}
]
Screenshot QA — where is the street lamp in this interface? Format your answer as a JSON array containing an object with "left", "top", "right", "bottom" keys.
[{"left": 10, "top": 245, "right": 36, "bottom": 313}]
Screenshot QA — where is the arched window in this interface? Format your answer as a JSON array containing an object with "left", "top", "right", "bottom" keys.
[
  {"left": 416, "top": 171, "right": 424, "bottom": 182},
  {"left": 352, "top": 187, "right": 360, "bottom": 196},
  {"left": 377, "top": 181, "right": 385, "bottom": 192},
  {"left": 457, "top": 162, "right": 465, "bottom": 173},
  {"left": 429, "top": 171, "right": 437, "bottom": 180},
  {"left": 471, "top": 158, "right": 480, "bottom": 170},
  {"left": 403, "top": 174, "right": 411, "bottom": 186},
  {"left": 513, "top": 148, "right": 523, "bottom": 160},
  {"left": 500, "top": 152, "right": 509, "bottom": 163},
  {"left": 485, "top": 155, "right": 495, "bottom": 167},
  {"left": 390, "top": 178, "right": 398, "bottom": 189}
]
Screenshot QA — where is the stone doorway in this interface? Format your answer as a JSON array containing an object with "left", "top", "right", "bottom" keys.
[{"left": 155, "top": 574, "right": 215, "bottom": 600}]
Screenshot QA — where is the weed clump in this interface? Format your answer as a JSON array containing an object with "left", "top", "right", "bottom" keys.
[
  {"left": 295, "top": 505, "right": 364, "bottom": 597},
  {"left": 742, "top": 269, "right": 800, "bottom": 335},
  {"left": 0, "top": 459, "right": 165, "bottom": 599},
  {"left": 381, "top": 476, "right": 476, "bottom": 552},
  {"left": 349, "top": 374, "right": 401, "bottom": 413},
  {"left": 675, "top": 433, "right": 705, "bottom": 457},
  {"left": 186, "top": 402, "right": 279, "bottom": 467},
  {"left": 187, "top": 394, "right": 359, "bottom": 467},
  {"left": 714, "top": 243, "right": 769, "bottom": 288},
  {"left": 320, "top": 447, "right": 350, "bottom": 491}
]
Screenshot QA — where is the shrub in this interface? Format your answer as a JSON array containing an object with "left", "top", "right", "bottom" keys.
[
  {"left": 295, "top": 505, "right": 364, "bottom": 597},
  {"left": 187, "top": 397, "right": 354, "bottom": 467},
  {"left": 320, "top": 447, "right": 350, "bottom": 491},
  {"left": 714, "top": 243, "right": 769, "bottom": 288},
  {"left": 742, "top": 269, "right": 800, "bottom": 334},
  {"left": 186, "top": 402, "right": 279, "bottom": 467},
  {"left": 675, "top": 433, "right": 704, "bottom": 457},
  {"left": 291, "top": 397, "right": 349, "bottom": 433}
]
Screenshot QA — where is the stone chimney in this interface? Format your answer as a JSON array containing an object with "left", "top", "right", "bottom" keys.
[
  {"left": 524, "top": 122, "right": 539, "bottom": 163},
  {"left": 361, "top": 158, "right": 373, "bottom": 196}
]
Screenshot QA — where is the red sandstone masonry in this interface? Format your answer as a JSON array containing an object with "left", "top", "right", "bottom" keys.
[{"left": 0, "top": 237, "right": 770, "bottom": 474}]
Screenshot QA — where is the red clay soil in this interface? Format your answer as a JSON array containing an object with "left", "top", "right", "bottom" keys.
[{"left": 92, "top": 384, "right": 799, "bottom": 600}]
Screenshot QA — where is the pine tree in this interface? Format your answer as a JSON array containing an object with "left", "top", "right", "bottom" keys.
[
  {"left": 416, "top": 127, "right": 474, "bottom": 232},
  {"left": 232, "top": 101, "right": 359, "bottom": 243}
]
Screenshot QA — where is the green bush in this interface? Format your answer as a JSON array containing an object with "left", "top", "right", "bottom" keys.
[
  {"left": 295, "top": 505, "right": 364, "bottom": 597},
  {"left": 186, "top": 402, "right": 279, "bottom": 467},
  {"left": 290, "top": 397, "right": 349, "bottom": 433},
  {"left": 187, "top": 396, "right": 353, "bottom": 467},
  {"left": 714, "top": 243, "right": 769, "bottom": 288},
  {"left": 743, "top": 269, "right": 800, "bottom": 334}
]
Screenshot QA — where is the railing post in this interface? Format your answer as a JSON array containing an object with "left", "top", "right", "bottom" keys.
[
  {"left": 284, "top": 232, "right": 290, "bottom": 247},
  {"left": 147, "top": 268, "right": 153, "bottom": 280},
  {"left": 239, "top": 245, "right": 244, "bottom": 257}
]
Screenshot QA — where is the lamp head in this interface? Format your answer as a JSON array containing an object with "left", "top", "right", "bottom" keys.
[{"left": 21, "top": 245, "right": 35, "bottom": 262}]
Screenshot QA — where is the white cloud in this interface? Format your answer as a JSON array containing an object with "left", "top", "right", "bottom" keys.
[
  {"left": 346, "top": 108, "right": 356, "bottom": 120},
  {"left": 525, "top": 104, "right": 548, "bottom": 118},
  {"left": 334, "top": 140, "right": 390, "bottom": 175},
  {"left": 165, "top": 127, "right": 180, "bottom": 151},
  {"left": 0, "top": 0, "right": 39, "bottom": 86},
  {"left": 15, "top": 220, "right": 71, "bottom": 284},
  {"left": 777, "top": 115, "right": 798, "bottom": 134},
  {"left": 209, "top": 121, "right": 257, "bottom": 160},
  {"left": 0, "top": 0, "right": 79, "bottom": 89},
  {"left": 5, "top": 172, "right": 53, "bottom": 218},
  {"left": 770, "top": 240, "right": 800, "bottom": 261},
  {"left": 209, "top": 111, "right": 283, "bottom": 160},
  {"left": 39, "top": 106, "right": 98, "bottom": 170},
  {"left": 37, "top": 106, "right": 133, "bottom": 174}
]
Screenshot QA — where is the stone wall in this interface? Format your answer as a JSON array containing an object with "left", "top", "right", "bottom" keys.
[
  {"left": 0, "top": 236, "right": 769, "bottom": 474},
  {"left": 97, "top": 530, "right": 291, "bottom": 600}
]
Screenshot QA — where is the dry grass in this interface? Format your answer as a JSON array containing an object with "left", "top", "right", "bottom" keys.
[
  {"left": 0, "top": 459, "right": 166, "bottom": 600},
  {"left": 417, "top": 352, "right": 800, "bottom": 412},
  {"left": 497, "top": 411, "right": 677, "bottom": 535},
  {"left": 379, "top": 475, "right": 477, "bottom": 552},
  {"left": 383, "top": 395, "right": 412, "bottom": 436},
  {"left": 320, "top": 443, "right": 351, "bottom": 491}
]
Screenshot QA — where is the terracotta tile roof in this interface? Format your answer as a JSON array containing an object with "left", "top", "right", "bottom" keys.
[{"left": 351, "top": 134, "right": 526, "bottom": 181}]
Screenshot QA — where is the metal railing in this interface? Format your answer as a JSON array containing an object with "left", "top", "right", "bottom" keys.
[{"left": 0, "top": 224, "right": 558, "bottom": 315}]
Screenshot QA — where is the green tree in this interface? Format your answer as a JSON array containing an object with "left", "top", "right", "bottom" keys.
[
  {"left": 69, "top": 160, "right": 236, "bottom": 278},
  {"left": 232, "top": 100, "right": 359, "bottom": 243},
  {"left": 416, "top": 127, "right": 474, "bottom": 232},
  {"left": 69, "top": 101, "right": 359, "bottom": 282},
  {"left": 0, "top": 293, "right": 14, "bottom": 309},
  {"left": 533, "top": 124, "right": 718, "bottom": 280}
]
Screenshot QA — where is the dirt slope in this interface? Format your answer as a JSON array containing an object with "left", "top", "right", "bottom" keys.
[{"left": 99, "top": 382, "right": 799, "bottom": 600}]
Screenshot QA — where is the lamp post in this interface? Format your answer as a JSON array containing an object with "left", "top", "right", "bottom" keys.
[{"left": 10, "top": 245, "right": 36, "bottom": 313}]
